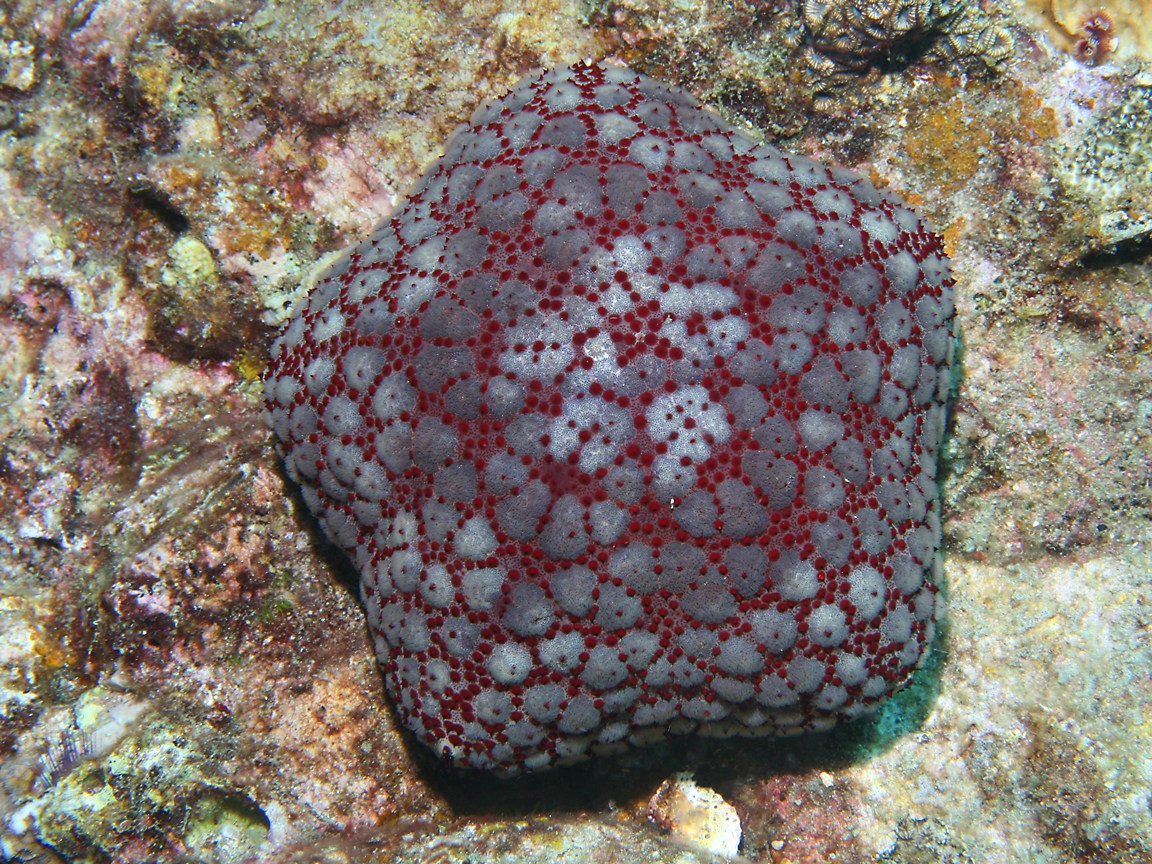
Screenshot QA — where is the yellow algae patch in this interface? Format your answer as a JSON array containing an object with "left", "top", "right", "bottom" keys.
[
  {"left": 233, "top": 350, "right": 266, "bottom": 382},
  {"left": 1017, "top": 88, "right": 1061, "bottom": 142},
  {"left": 904, "top": 95, "right": 992, "bottom": 193},
  {"left": 904, "top": 84, "right": 1060, "bottom": 196},
  {"left": 131, "top": 57, "right": 183, "bottom": 113}
]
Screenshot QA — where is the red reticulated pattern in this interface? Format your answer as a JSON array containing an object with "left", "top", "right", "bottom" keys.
[{"left": 264, "top": 61, "right": 955, "bottom": 774}]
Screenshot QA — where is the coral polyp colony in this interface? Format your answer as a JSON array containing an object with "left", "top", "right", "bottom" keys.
[
  {"left": 264, "top": 61, "right": 955, "bottom": 774},
  {"left": 793, "top": 0, "right": 1013, "bottom": 91}
]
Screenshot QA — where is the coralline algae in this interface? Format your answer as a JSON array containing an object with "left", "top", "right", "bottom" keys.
[{"left": 264, "top": 61, "right": 955, "bottom": 774}]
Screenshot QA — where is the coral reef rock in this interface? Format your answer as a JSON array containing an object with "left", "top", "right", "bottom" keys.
[{"left": 792, "top": 0, "right": 1013, "bottom": 92}]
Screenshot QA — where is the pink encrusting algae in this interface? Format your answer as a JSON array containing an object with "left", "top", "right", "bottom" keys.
[{"left": 263, "top": 61, "right": 955, "bottom": 774}]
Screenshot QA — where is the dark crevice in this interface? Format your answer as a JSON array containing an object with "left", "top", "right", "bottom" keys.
[
  {"left": 128, "top": 185, "right": 190, "bottom": 235},
  {"left": 1081, "top": 231, "right": 1152, "bottom": 269}
]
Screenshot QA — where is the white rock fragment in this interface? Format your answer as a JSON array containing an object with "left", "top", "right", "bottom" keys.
[
  {"left": 161, "top": 235, "right": 218, "bottom": 291},
  {"left": 647, "top": 773, "right": 742, "bottom": 858}
]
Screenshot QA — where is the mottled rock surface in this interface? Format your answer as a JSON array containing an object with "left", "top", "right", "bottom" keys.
[{"left": 0, "top": 0, "right": 1150, "bottom": 862}]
